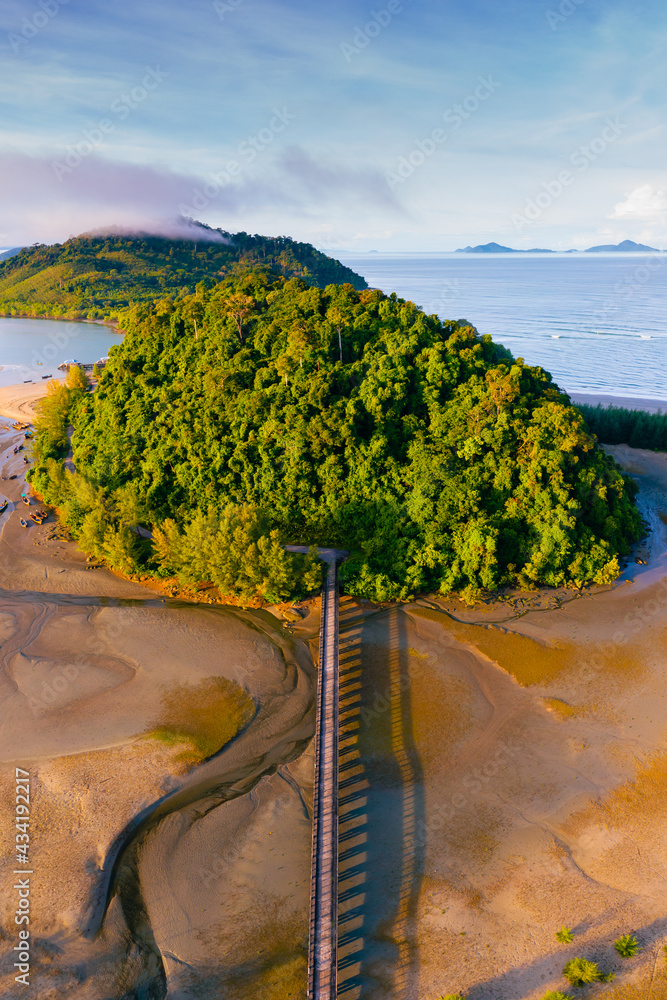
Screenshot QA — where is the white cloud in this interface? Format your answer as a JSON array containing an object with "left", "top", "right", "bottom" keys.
[{"left": 611, "top": 183, "right": 667, "bottom": 220}]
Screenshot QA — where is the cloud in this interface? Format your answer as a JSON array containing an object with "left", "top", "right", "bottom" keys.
[
  {"left": 610, "top": 184, "right": 667, "bottom": 220},
  {"left": 0, "top": 148, "right": 401, "bottom": 246}
]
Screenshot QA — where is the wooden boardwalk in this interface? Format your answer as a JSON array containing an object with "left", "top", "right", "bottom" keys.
[{"left": 307, "top": 556, "right": 341, "bottom": 1000}]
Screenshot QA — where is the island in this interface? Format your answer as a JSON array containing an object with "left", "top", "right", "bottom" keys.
[
  {"left": 1, "top": 232, "right": 666, "bottom": 1000},
  {"left": 456, "top": 238, "right": 663, "bottom": 253}
]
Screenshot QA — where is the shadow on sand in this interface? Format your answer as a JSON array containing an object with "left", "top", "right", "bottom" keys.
[
  {"left": 337, "top": 602, "right": 425, "bottom": 999},
  {"left": 464, "top": 914, "right": 667, "bottom": 999}
]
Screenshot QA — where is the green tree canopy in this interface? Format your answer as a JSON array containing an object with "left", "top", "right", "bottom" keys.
[{"left": 33, "top": 273, "right": 642, "bottom": 601}]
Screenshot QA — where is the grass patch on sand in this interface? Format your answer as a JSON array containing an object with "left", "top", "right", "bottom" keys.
[
  {"left": 544, "top": 698, "right": 589, "bottom": 720},
  {"left": 216, "top": 905, "right": 307, "bottom": 1000},
  {"left": 566, "top": 752, "right": 667, "bottom": 834},
  {"left": 410, "top": 606, "right": 572, "bottom": 685},
  {"left": 601, "top": 966, "right": 667, "bottom": 999},
  {"left": 145, "top": 677, "right": 255, "bottom": 764},
  {"left": 410, "top": 607, "right": 644, "bottom": 687}
]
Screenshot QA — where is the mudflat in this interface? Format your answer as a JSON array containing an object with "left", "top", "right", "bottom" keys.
[{"left": 1, "top": 391, "right": 666, "bottom": 999}]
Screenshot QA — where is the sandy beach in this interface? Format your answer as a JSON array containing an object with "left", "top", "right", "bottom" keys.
[
  {"left": 0, "top": 388, "right": 666, "bottom": 998},
  {"left": 569, "top": 391, "right": 667, "bottom": 413},
  {"left": 0, "top": 380, "right": 58, "bottom": 422}
]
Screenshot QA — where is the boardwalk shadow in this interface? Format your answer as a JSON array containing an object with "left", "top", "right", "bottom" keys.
[{"left": 337, "top": 602, "right": 424, "bottom": 999}]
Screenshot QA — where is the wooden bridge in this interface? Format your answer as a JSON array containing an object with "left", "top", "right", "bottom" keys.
[{"left": 285, "top": 546, "right": 346, "bottom": 1000}]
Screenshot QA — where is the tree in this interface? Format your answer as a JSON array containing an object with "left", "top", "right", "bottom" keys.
[
  {"left": 224, "top": 292, "right": 254, "bottom": 343},
  {"left": 66, "top": 364, "right": 89, "bottom": 391},
  {"left": 327, "top": 304, "right": 347, "bottom": 363},
  {"left": 102, "top": 523, "right": 139, "bottom": 575}
]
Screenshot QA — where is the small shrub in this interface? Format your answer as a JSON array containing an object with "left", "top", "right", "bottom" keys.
[
  {"left": 563, "top": 957, "right": 602, "bottom": 987},
  {"left": 615, "top": 934, "right": 640, "bottom": 958},
  {"left": 542, "top": 992, "right": 573, "bottom": 1000},
  {"left": 440, "top": 995, "right": 466, "bottom": 1000},
  {"left": 556, "top": 927, "right": 575, "bottom": 944}
]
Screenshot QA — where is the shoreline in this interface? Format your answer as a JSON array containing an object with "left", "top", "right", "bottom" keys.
[
  {"left": 0, "top": 310, "right": 119, "bottom": 330},
  {"left": 0, "top": 381, "right": 55, "bottom": 421},
  {"left": 570, "top": 391, "right": 667, "bottom": 413}
]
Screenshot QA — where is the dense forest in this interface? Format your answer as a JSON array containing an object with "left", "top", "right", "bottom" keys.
[
  {"left": 0, "top": 225, "right": 366, "bottom": 321},
  {"left": 30, "top": 271, "right": 643, "bottom": 602},
  {"left": 575, "top": 402, "right": 667, "bottom": 452}
]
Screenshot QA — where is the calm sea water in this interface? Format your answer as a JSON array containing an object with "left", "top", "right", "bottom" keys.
[
  {"left": 0, "top": 318, "right": 122, "bottom": 387},
  {"left": 343, "top": 253, "right": 667, "bottom": 401}
]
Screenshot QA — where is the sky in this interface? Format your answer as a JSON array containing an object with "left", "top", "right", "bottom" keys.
[{"left": 1, "top": 0, "right": 666, "bottom": 251}]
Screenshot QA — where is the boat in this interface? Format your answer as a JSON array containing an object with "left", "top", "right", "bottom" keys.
[
  {"left": 30, "top": 513, "right": 43, "bottom": 524},
  {"left": 22, "top": 457, "right": 29, "bottom": 465},
  {"left": 21, "top": 495, "right": 30, "bottom": 506},
  {"left": 24, "top": 432, "right": 33, "bottom": 438},
  {"left": 20, "top": 518, "right": 28, "bottom": 528},
  {"left": 41, "top": 374, "right": 52, "bottom": 379},
  {"left": 0, "top": 500, "right": 7, "bottom": 514}
]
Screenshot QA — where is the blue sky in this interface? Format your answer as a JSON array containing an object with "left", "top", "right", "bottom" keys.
[{"left": 1, "top": 0, "right": 666, "bottom": 249}]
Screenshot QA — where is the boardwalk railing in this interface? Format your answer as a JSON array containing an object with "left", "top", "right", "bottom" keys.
[{"left": 307, "top": 556, "right": 340, "bottom": 1000}]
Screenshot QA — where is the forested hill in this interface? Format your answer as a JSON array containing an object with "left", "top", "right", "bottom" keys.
[
  {"left": 0, "top": 228, "right": 367, "bottom": 321},
  {"left": 30, "top": 271, "right": 642, "bottom": 603}
]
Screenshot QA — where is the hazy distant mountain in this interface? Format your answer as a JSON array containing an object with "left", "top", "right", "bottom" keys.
[
  {"left": 456, "top": 239, "right": 662, "bottom": 254},
  {"left": 456, "top": 243, "right": 554, "bottom": 253},
  {"left": 584, "top": 239, "right": 660, "bottom": 252},
  {"left": 0, "top": 247, "right": 23, "bottom": 261}
]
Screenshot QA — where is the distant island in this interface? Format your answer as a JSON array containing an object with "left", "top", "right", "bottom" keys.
[
  {"left": 456, "top": 243, "right": 554, "bottom": 254},
  {"left": 585, "top": 239, "right": 660, "bottom": 252},
  {"left": 456, "top": 239, "right": 662, "bottom": 254}
]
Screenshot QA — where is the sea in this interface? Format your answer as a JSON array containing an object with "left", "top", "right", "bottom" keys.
[
  {"left": 342, "top": 252, "right": 667, "bottom": 402},
  {"left": 0, "top": 317, "right": 122, "bottom": 387}
]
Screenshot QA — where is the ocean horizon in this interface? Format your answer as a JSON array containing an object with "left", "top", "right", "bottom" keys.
[{"left": 342, "top": 252, "right": 667, "bottom": 402}]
